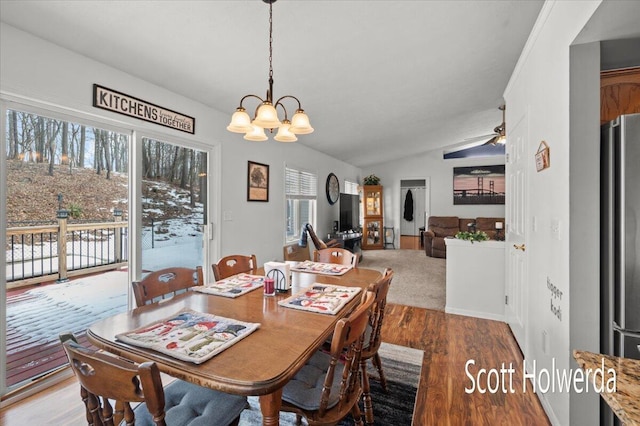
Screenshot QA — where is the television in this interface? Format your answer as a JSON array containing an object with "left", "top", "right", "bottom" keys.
[{"left": 339, "top": 193, "right": 360, "bottom": 232}]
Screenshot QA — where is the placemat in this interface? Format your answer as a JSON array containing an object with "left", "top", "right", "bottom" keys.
[
  {"left": 278, "top": 284, "right": 361, "bottom": 315},
  {"left": 193, "top": 273, "right": 264, "bottom": 298},
  {"left": 289, "top": 260, "right": 353, "bottom": 276},
  {"left": 116, "top": 309, "right": 260, "bottom": 364}
]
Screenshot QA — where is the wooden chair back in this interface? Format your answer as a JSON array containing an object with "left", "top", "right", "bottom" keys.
[
  {"left": 212, "top": 254, "right": 257, "bottom": 281},
  {"left": 283, "top": 243, "right": 311, "bottom": 262},
  {"left": 313, "top": 247, "right": 358, "bottom": 267},
  {"left": 61, "top": 337, "right": 167, "bottom": 426},
  {"left": 132, "top": 266, "right": 203, "bottom": 307},
  {"left": 362, "top": 268, "right": 393, "bottom": 358},
  {"left": 281, "top": 290, "right": 375, "bottom": 424},
  {"left": 359, "top": 268, "right": 394, "bottom": 424}
]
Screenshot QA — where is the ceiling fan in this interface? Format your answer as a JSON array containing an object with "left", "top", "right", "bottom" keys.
[{"left": 482, "top": 105, "right": 506, "bottom": 146}]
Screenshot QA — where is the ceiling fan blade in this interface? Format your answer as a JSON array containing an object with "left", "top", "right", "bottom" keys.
[
  {"left": 462, "top": 133, "right": 497, "bottom": 143},
  {"left": 482, "top": 135, "right": 499, "bottom": 146}
]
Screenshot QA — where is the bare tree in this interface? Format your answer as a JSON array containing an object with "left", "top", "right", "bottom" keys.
[{"left": 60, "top": 122, "right": 69, "bottom": 165}]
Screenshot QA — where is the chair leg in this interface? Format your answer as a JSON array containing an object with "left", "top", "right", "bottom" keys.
[
  {"left": 350, "top": 399, "right": 364, "bottom": 426},
  {"left": 371, "top": 353, "right": 388, "bottom": 393},
  {"left": 360, "top": 360, "right": 374, "bottom": 426}
]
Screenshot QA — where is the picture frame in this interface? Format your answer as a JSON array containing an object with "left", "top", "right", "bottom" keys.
[
  {"left": 247, "top": 161, "right": 269, "bottom": 202},
  {"left": 453, "top": 165, "right": 505, "bottom": 205}
]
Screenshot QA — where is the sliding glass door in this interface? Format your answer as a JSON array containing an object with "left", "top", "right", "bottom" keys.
[
  {"left": 139, "top": 137, "right": 208, "bottom": 274},
  {"left": 3, "top": 107, "right": 130, "bottom": 390}
]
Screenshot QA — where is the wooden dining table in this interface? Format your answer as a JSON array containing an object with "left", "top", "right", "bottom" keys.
[{"left": 86, "top": 265, "right": 382, "bottom": 426}]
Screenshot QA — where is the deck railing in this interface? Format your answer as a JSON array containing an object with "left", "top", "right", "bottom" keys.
[{"left": 6, "top": 216, "right": 128, "bottom": 288}]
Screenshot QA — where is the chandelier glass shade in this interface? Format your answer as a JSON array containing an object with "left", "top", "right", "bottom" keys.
[{"left": 227, "top": 0, "right": 313, "bottom": 142}]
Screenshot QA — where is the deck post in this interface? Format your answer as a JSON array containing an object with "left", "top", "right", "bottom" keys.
[
  {"left": 57, "top": 209, "right": 69, "bottom": 283},
  {"left": 113, "top": 208, "right": 123, "bottom": 262}
]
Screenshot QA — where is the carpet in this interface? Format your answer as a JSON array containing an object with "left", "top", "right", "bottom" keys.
[
  {"left": 358, "top": 249, "right": 445, "bottom": 311},
  {"left": 238, "top": 342, "right": 423, "bottom": 425}
]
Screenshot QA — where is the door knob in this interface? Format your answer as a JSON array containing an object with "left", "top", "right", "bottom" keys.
[{"left": 513, "top": 244, "right": 526, "bottom": 252}]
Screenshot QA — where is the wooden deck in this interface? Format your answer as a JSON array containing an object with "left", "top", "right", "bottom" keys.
[{"left": 5, "top": 270, "right": 128, "bottom": 388}]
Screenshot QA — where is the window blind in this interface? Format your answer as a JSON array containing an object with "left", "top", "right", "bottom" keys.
[
  {"left": 285, "top": 167, "right": 317, "bottom": 200},
  {"left": 344, "top": 180, "right": 359, "bottom": 195}
]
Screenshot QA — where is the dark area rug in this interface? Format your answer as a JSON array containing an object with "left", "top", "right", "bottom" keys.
[{"left": 239, "top": 343, "right": 423, "bottom": 425}]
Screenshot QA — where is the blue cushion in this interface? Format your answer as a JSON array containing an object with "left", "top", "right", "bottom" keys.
[
  {"left": 282, "top": 351, "right": 345, "bottom": 411},
  {"left": 131, "top": 380, "right": 247, "bottom": 426}
]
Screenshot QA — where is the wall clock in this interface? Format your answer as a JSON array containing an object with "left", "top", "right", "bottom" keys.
[{"left": 326, "top": 173, "right": 340, "bottom": 205}]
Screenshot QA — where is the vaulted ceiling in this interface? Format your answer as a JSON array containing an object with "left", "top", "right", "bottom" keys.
[{"left": 0, "top": 0, "right": 544, "bottom": 167}]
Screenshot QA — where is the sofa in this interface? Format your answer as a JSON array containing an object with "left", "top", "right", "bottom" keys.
[{"left": 423, "top": 216, "right": 504, "bottom": 258}]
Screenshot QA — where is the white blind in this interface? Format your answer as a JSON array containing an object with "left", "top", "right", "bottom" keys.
[
  {"left": 344, "top": 180, "right": 359, "bottom": 195},
  {"left": 285, "top": 167, "right": 317, "bottom": 200}
]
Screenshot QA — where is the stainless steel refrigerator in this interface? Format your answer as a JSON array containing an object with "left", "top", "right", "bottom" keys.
[{"left": 601, "top": 112, "right": 640, "bottom": 426}]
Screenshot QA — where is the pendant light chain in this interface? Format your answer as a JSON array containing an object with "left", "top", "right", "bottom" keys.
[{"left": 268, "top": 1, "right": 273, "bottom": 82}]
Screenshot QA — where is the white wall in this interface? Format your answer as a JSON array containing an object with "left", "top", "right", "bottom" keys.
[
  {"left": 503, "top": 1, "right": 601, "bottom": 424},
  {"left": 0, "top": 23, "right": 360, "bottom": 270},
  {"left": 364, "top": 148, "right": 505, "bottom": 244}
]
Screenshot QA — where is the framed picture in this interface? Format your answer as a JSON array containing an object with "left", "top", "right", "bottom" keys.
[
  {"left": 247, "top": 161, "right": 269, "bottom": 202},
  {"left": 453, "top": 165, "right": 505, "bottom": 205}
]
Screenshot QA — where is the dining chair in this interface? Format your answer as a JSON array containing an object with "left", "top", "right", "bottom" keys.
[
  {"left": 132, "top": 266, "right": 203, "bottom": 307},
  {"left": 360, "top": 268, "right": 394, "bottom": 426},
  {"left": 280, "top": 290, "right": 375, "bottom": 426},
  {"left": 283, "top": 243, "right": 311, "bottom": 262},
  {"left": 314, "top": 247, "right": 358, "bottom": 267},
  {"left": 212, "top": 254, "right": 257, "bottom": 281},
  {"left": 59, "top": 332, "right": 247, "bottom": 426}
]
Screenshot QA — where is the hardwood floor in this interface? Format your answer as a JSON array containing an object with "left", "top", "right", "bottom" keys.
[
  {"left": 382, "top": 304, "right": 550, "bottom": 425},
  {"left": 0, "top": 304, "right": 550, "bottom": 425}
]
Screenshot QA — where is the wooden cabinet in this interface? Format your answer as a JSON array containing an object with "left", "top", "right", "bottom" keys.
[
  {"left": 601, "top": 67, "right": 640, "bottom": 124},
  {"left": 362, "top": 185, "right": 384, "bottom": 249}
]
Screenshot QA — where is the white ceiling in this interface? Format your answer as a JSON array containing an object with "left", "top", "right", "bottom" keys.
[{"left": 0, "top": 0, "right": 544, "bottom": 167}]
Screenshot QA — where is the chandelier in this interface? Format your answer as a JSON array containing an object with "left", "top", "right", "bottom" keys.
[{"left": 227, "top": 0, "right": 313, "bottom": 142}]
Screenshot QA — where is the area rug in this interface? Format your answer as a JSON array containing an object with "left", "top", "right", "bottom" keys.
[
  {"left": 239, "top": 342, "right": 423, "bottom": 425},
  {"left": 358, "top": 249, "right": 445, "bottom": 310}
]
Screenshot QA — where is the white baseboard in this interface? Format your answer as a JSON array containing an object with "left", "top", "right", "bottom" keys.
[{"left": 445, "top": 306, "right": 505, "bottom": 322}]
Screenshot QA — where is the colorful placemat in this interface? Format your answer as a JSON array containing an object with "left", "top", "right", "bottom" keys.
[
  {"left": 193, "top": 273, "right": 264, "bottom": 298},
  {"left": 278, "top": 284, "right": 362, "bottom": 315},
  {"left": 289, "top": 260, "right": 353, "bottom": 276},
  {"left": 116, "top": 309, "right": 260, "bottom": 364}
]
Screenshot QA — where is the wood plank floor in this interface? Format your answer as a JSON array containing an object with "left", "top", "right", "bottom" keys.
[{"left": 0, "top": 304, "right": 550, "bottom": 425}]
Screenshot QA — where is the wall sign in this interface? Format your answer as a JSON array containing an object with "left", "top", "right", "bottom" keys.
[
  {"left": 93, "top": 84, "right": 195, "bottom": 134},
  {"left": 535, "top": 141, "right": 550, "bottom": 172}
]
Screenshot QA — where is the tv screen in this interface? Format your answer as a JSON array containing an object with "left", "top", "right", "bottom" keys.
[{"left": 339, "top": 193, "right": 360, "bottom": 232}]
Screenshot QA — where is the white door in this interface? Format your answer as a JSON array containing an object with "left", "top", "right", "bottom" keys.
[{"left": 505, "top": 112, "right": 528, "bottom": 352}]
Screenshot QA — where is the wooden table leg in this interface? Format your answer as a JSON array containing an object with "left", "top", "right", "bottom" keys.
[{"left": 259, "top": 388, "right": 283, "bottom": 426}]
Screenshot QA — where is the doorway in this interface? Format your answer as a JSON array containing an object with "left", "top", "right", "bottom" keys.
[{"left": 399, "top": 179, "right": 429, "bottom": 250}]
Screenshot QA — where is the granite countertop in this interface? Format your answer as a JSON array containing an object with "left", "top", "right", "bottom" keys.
[{"left": 573, "top": 350, "right": 640, "bottom": 425}]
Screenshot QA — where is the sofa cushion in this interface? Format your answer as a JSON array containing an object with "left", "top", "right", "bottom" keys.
[
  {"left": 427, "top": 216, "right": 459, "bottom": 237},
  {"left": 475, "top": 217, "right": 504, "bottom": 231},
  {"left": 132, "top": 380, "right": 247, "bottom": 426}
]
